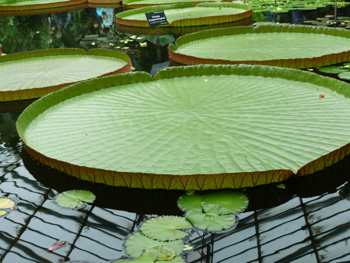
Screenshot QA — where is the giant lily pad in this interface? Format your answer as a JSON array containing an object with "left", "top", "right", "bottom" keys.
[
  {"left": 0, "top": 0, "right": 120, "bottom": 13},
  {"left": 16, "top": 65, "right": 350, "bottom": 190},
  {"left": 0, "top": 48, "right": 131, "bottom": 102},
  {"left": 123, "top": 0, "right": 228, "bottom": 9},
  {"left": 116, "top": 3, "right": 252, "bottom": 27},
  {"left": 169, "top": 24, "right": 350, "bottom": 68}
]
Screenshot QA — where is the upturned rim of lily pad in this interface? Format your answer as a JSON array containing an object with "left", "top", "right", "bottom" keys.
[
  {"left": 0, "top": 48, "right": 131, "bottom": 102},
  {"left": 169, "top": 24, "right": 350, "bottom": 68},
  {"left": 122, "top": 0, "right": 231, "bottom": 9},
  {"left": 0, "top": 0, "right": 121, "bottom": 12},
  {"left": 16, "top": 64, "right": 350, "bottom": 190},
  {"left": 116, "top": 2, "right": 253, "bottom": 28}
]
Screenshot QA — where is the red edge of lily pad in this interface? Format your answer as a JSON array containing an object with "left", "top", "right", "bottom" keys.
[
  {"left": 22, "top": 143, "right": 294, "bottom": 190},
  {"left": 168, "top": 25, "right": 350, "bottom": 69},
  {"left": 116, "top": 5, "right": 252, "bottom": 28}
]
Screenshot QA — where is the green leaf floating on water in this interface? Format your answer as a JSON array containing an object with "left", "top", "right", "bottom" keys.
[
  {"left": 0, "top": 197, "right": 15, "bottom": 216},
  {"left": 125, "top": 232, "right": 184, "bottom": 259},
  {"left": 116, "top": 2, "right": 252, "bottom": 27},
  {"left": 113, "top": 247, "right": 185, "bottom": 262},
  {"left": 338, "top": 72, "right": 350, "bottom": 81},
  {"left": 186, "top": 208, "right": 236, "bottom": 232},
  {"left": 141, "top": 216, "right": 192, "bottom": 241},
  {"left": 0, "top": 48, "right": 131, "bottom": 102},
  {"left": 16, "top": 64, "right": 350, "bottom": 190},
  {"left": 113, "top": 248, "right": 158, "bottom": 262},
  {"left": 178, "top": 191, "right": 248, "bottom": 215},
  {"left": 317, "top": 65, "right": 349, "bottom": 74},
  {"left": 169, "top": 25, "right": 350, "bottom": 68},
  {"left": 55, "top": 190, "right": 95, "bottom": 209}
]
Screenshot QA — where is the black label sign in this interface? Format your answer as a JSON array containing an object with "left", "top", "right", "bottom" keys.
[{"left": 145, "top": 11, "right": 169, "bottom": 27}]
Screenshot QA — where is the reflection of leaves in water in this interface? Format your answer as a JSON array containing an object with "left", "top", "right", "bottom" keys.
[{"left": 0, "top": 113, "right": 20, "bottom": 148}]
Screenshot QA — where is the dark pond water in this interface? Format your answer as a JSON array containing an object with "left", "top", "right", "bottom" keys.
[{"left": 2, "top": 5, "right": 350, "bottom": 263}]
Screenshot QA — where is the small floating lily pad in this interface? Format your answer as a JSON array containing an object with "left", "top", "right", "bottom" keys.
[
  {"left": 0, "top": 197, "right": 15, "bottom": 216},
  {"left": 140, "top": 216, "right": 192, "bottom": 241},
  {"left": 125, "top": 232, "right": 184, "bottom": 259},
  {"left": 55, "top": 190, "right": 95, "bottom": 209},
  {"left": 0, "top": 197, "right": 15, "bottom": 209},
  {"left": 178, "top": 191, "right": 248, "bottom": 214},
  {"left": 186, "top": 208, "right": 236, "bottom": 232},
  {"left": 317, "top": 65, "right": 349, "bottom": 74},
  {"left": 338, "top": 72, "right": 350, "bottom": 80}
]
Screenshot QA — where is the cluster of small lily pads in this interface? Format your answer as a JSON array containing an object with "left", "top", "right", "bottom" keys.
[
  {"left": 46, "top": 189, "right": 249, "bottom": 263},
  {"left": 91, "top": 34, "right": 148, "bottom": 51},
  {"left": 317, "top": 62, "right": 350, "bottom": 81},
  {"left": 114, "top": 190, "right": 249, "bottom": 263}
]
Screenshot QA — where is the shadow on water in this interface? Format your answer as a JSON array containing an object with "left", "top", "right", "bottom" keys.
[{"left": 22, "top": 145, "right": 350, "bottom": 215}]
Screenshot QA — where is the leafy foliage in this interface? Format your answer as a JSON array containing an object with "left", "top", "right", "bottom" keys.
[
  {"left": 55, "top": 190, "right": 95, "bottom": 209},
  {"left": 186, "top": 209, "right": 236, "bottom": 232},
  {"left": 0, "top": 197, "right": 15, "bottom": 217},
  {"left": 140, "top": 216, "right": 192, "bottom": 241},
  {"left": 178, "top": 191, "right": 248, "bottom": 214},
  {"left": 125, "top": 232, "right": 184, "bottom": 259}
]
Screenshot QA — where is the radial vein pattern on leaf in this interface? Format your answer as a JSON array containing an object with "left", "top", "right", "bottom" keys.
[
  {"left": 22, "top": 74, "right": 350, "bottom": 175},
  {"left": 0, "top": 56, "right": 127, "bottom": 92},
  {"left": 175, "top": 33, "right": 350, "bottom": 61},
  {"left": 124, "top": 6, "right": 247, "bottom": 23}
]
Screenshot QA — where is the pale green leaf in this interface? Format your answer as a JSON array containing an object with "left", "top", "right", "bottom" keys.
[
  {"left": 125, "top": 232, "right": 184, "bottom": 259},
  {"left": 55, "top": 190, "right": 95, "bottom": 209},
  {"left": 141, "top": 216, "right": 192, "bottom": 241},
  {"left": 0, "top": 198, "right": 15, "bottom": 209},
  {"left": 186, "top": 210, "right": 236, "bottom": 232}
]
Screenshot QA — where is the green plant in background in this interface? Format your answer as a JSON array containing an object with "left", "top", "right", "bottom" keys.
[
  {"left": 245, "top": 0, "right": 350, "bottom": 13},
  {"left": 0, "top": 197, "right": 15, "bottom": 216},
  {"left": 55, "top": 190, "right": 96, "bottom": 209}
]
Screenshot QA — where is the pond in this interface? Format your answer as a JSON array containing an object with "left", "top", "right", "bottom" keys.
[{"left": 1, "top": 4, "right": 350, "bottom": 263}]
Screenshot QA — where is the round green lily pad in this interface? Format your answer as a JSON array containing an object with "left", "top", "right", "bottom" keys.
[
  {"left": 169, "top": 25, "right": 350, "bottom": 68},
  {"left": 317, "top": 65, "right": 349, "bottom": 74},
  {"left": 55, "top": 190, "right": 96, "bottom": 209},
  {"left": 186, "top": 209, "right": 237, "bottom": 232},
  {"left": 140, "top": 216, "right": 192, "bottom": 241},
  {"left": 123, "top": 0, "right": 225, "bottom": 9},
  {"left": 116, "top": 2, "right": 252, "bottom": 27},
  {"left": 125, "top": 232, "right": 184, "bottom": 259},
  {"left": 178, "top": 191, "right": 248, "bottom": 214},
  {"left": 0, "top": 48, "right": 131, "bottom": 102},
  {"left": 338, "top": 72, "right": 350, "bottom": 81},
  {"left": 16, "top": 65, "right": 350, "bottom": 190}
]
